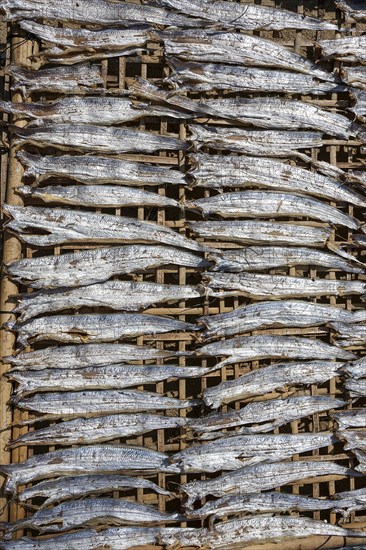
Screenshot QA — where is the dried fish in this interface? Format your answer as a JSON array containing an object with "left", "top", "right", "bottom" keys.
[
  {"left": 209, "top": 246, "right": 363, "bottom": 274},
  {"left": 202, "top": 360, "right": 350, "bottom": 408},
  {"left": 159, "top": 29, "right": 332, "bottom": 79},
  {"left": 201, "top": 362, "right": 343, "bottom": 405},
  {"left": 188, "top": 396, "right": 346, "bottom": 438},
  {"left": 0, "top": 445, "right": 179, "bottom": 494},
  {"left": 339, "top": 429, "right": 366, "bottom": 451},
  {"left": 319, "top": 35, "right": 366, "bottom": 63},
  {"left": 7, "top": 364, "right": 214, "bottom": 395},
  {"left": 7, "top": 63, "right": 104, "bottom": 98},
  {"left": 189, "top": 125, "right": 324, "bottom": 158},
  {"left": 5, "top": 312, "right": 198, "bottom": 348},
  {"left": 333, "top": 409, "right": 366, "bottom": 429},
  {"left": 3, "top": 498, "right": 184, "bottom": 535},
  {"left": 199, "top": 300, "right": 365, "bottom": 341},
  {"left": 355, "top": 449, "right": 366, "bottom": 472},
  {"left": 205, "top": 272, "right": 366, "bottom": 300},
  {"left": 17, "top": 474, "right": 170, "bottom": 507},
  {"left": 189, "top": 221, "right": 332, "bottom": 247},
  {"left": 350, "top": 90, "right": 366, "bottom": 123},
  {"left": 330, "top": 321, "right": 366, "bottom": 346},
  {"left": 166, "top": 59, "right": 344, "bottom": 95},
  {"left": 346, "top": 378, "right": 366, "bottom": 398},
  {"left": 4, "top": 206, "right": 205, "bottom": 251},
  {"left": 180, "top": 461, "right": 357, "bottom": 507},
  {"left": 6, "top": 244, "right": 209, "bottom": 290},
  {"left": 11, "top": 389, "right": 200, "bottom": 417},
  {"left": 8, "top": 413, "right": 186, "bottom": 448},
  {"left": 153, "top": 0, "right": 339, "bottom": 30},
  {"left": 17, "top": 151, "right": 186, "bottom": 186},
  {"left": 189, "top": 191, "right": 360, "bottom": 229},
  {"left": 334, "top": 487, "right": 366, "bottom": 517},
  {"left": 3, "top": 0, "right": 204, "bottom": 27},
  {"left": 342, "top": 356, "right": 366, "bottom": 378},
  {"left": 342, "top": 66, "right": 366, "bottom": 89},
  {"left": 188, "top": 153, "right": 366, "bottom": 207},
  {"left": 3, "top": 342, "right": 180, "bottom": 371},
  {"left": 336, "top": 0, "right": 366, "bottom": 20},
  {"left": 13, "top": 281, "right": 203, "bottom": 322},
  {"left": 11, "top": 124, "right": 187, "bottom": 154}
]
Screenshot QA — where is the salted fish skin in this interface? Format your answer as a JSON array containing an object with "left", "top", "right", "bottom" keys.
[
  {"left": 8, "top": 413, "right": 187, "bottom": 448},
  {"left": 333, "top": 409, "right": 366, "bottom": 429},
  {"left": 4, "top": 498, "right": 184, "bottom": 535},
  {"left": 336, "top": 0, "right": 366, "bottom": 19},
  {"left": 5, "top": 312, "right": 198, "bottom": 348},
  {"left": 4, "top": 206, "right": 205, "bottom": 252},
  {"left": 190, "top": 191, "right": 359, "bottom": 230},
  {"left": 3, "top": 342, "right": 180, "bottom": 371},
  {"left": 11, "top": 389, "right": 201, "bottom": 417},
  {"left": 319, "top": 35, "right": 366, "bottom": 63},
  {"left": 11, "top": 124, "right": 187, "bottom": 154},
  {"left": 209, "top": 246, "right": 364, "bottom": 275},
  {"left": 199, "top": 300, "right": 365, "bottom": 341},
  {"left": 7, "top": 63, "right": 104, "bottom": 98},
  {"left": 342, "top": 356, "right": 366, "bottom": 378},
  {"left": 166, "top": 59, "right": 344, "bottom": 95},
  {"left": 0, "top": 97, "right": 191, "bottom": 126},
  {"left": 2, "top": 0, "right": 206, "bottom": 27},
  {"left": 189, "top": 125, "right": 324, "bottom": 158},
  {"left": 159, "top": 29, "right": 332, "bottom": 80},
  {"left": 188, "top": 395, "right": 346, "bottom": 437},
  {"left": 181, "top": 461, "right": 358, "bottom": 507},
  {"left": 7, "top": 364, "right": 215, "bottom": 395},
  {"left": 342, "top": 66, "right": 366, "bottom": 90},
  {"left": 0, "top": 445, "right": 180, "bottom": 494},
  {"left": 152, "top": 0, "right": 338, "bottom": 30},
  {"left": 188, "top": 220, "right": 331, "bottom": 248},
  {"left": 189, "top": 153, "right": 366, "bottom": 207},
  {"left": 14, "top": 280, "right": 203, "bottom": 322},
  {"left": 205, "top": 271, "right": 366, "bottom": 300},
  {"left": 17, "top": 474, "right": 171, "bottom": 507},
  {"left": 17, "top": 151, "right": 186, "bottom": 186},
  {"left": 168, "top": 432, "right": 335, "bottom": 473}
]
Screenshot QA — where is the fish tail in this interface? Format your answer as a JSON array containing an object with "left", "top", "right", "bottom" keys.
[{"left": 0, "top": 101, "right": 12, "bottom": 115}]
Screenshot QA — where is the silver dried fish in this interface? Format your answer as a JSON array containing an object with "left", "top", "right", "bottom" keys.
[
  {"left": 350, "top": 90, "right": 366, "bottom": 123},
  {"left": 8, "top": 413, "right": 187, "bottom": 447},
  {"left": 5, "top": 312, "right": 198, "bottom": 348},
  {"left": 4, "top": 206, "right": 205, "bottom": 251},
  {"left": 16, "top": 474, "right": 170, "bottom": 507},
  {"left": 346, "top": 378, "right": 366, "bottom": 398},
  {"left": 0, "top": 445, "right": 179, "bottom": 494},
  {"left": 333, "top": 409, "right": 366, "bottom": 429},
  {"left": 334, "top": 487, "right": 366, "bottom": 517},
  {"left": 319, "top": 35, "right": 366, "bottom": 63},
  {"left": 14, "top": 280, "right": 203, "bottom": 322},
  {"left": 168, "top": 432, "right": 335, "bottom": 472},
  {"left": 188, "top": 153, "right": 366, "bottom": 207},
  {"left": 189, "top": 220, "right": 332, "bottom": 247},
  {"left": 336, "top": 0, "right": 366, "bottom": 20},
  {"left": 205, "top": 272, "right": 366, "bottom": 300},
  {"left": 354, "top": 449, "right": 366, "bottom": 472},
  {"left": 209, "top": 246, "right": 363, "bottom": 274},
  {"left": 330, "top": 321, "right": 366, "bottom": 346},
  {"left": 339, "top": 429, "right": 366, "bottom": 451},
  {"left": 342, "top": 66, "right": 366, "bottom": 89},
  {"left": 17, "top": 151, "right": 186, "bottom": 186},
  {"left": 6, "top": 244, "right": 209, "bottom": 289},
  {"left": 7, "top": 63, "right": 104, "bottom": 98},
  {"left": 11, "top": 124, "right": 187, "bottom": 154},
  {"left": 342, "top": 356, "right": 366, "bottom": 378},
  {"left": 12, "top": 389, "right": 200, "bottom": 417},
  {"left": 199, "top": 300, "right": 365, "bottom": 341}
]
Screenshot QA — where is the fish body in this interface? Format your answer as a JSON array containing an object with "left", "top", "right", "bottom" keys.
[
  {"left": 334, "top": 487, "right": 366, "bottom": 516},
  {"left": 189, "top": 220, "right": 331, "bottom": 247},
  {"left": 8, "top": 413, "right": 187, "bottom": 447},
  {"left": 209, "top": 246, "right": 363, "bottom": 274},
  {"left": 17, "top": 474, "right": 170, "bottom": 507},
  {"left": 319, "top": 35, "right": 366, "bottom": 62},
  {"left": 205, "top": 272, "right": 366, "bottom": 300},
  {"left": 17, "top": 151, "right": 186, "bottom": 186},
  {"left": 6, "top": 312, "right": 198, "bottom": 348},
  {"left": 337, "top": 0, "right": 366, "bottom": 19},
  {"left": 189, "top": 125, "right": 323, "bottom": 158},
  {"left": 199, "top": 300, "right": 364, "bottom": 340},
  {"left": 4, "top": 206, "right": 204, "bottom": 251},
  {"left": 0, "top": 445, "right": 180, "bottom": 494},
  {"left": 12, "top": 389, "right": 200, "bottom": 417},
  {"left": 342, "top": 357, "right": 366, "bottom": 378},
  {"left": 11, "top": 124, "right": 187, "bottom": 154},
  {"left": 6, "top": 244, "right": 209, "bottom": 289},
  {"left": 339, "top": 429, "right": 366, "bottom": 451},
  {"left": 189, "top": 153, "right": 366, "bottom": 207},
  {"left": 331, "top": 321, "right": 366, "bottom": 346},
  {"left": 202, "top": 362, "right": 343, "bottom": 405},
  {"left": 346, "top": 378, "right": 366, "bottom": 398},
  {"left": 7, "top": 63, "right": 104, "bottom": 98},
  {"left": 169, "top": 432, "right": 335, "bottom": 472},
  {"left": 350, "top": 90, "right": 366, "bottom": 123},
  {"left": 8, "top": 364, "right": 214, "bottom": 395},
  {"left": 190, "top": 191, "right": 359, "bottom": 229},
  {"left": 333, "top": 409, "right": 366, "bottom": 429},
  {"left": 14, "top": 280, "right": 202, "bottom": 321},
  {"left": 343, "top": 66, "right": 366, "bottom": 89}
]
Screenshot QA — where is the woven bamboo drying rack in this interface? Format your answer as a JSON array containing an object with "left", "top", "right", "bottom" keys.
[{"left": 1, "top": 1, "right": 366, "bottom": 548}]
